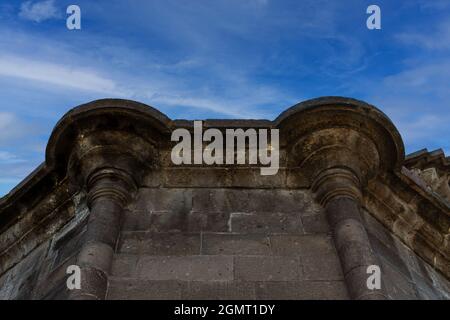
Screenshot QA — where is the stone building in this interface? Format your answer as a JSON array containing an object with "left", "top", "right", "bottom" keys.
[{"left": 0, "top": 97, "right": 448, "bottom": 300}]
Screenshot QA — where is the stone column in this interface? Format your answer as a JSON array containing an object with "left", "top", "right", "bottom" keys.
[
  {"left": 70, "top": 168, "right": 136, "bottom": 300},
  {"left": 313, "top": 168, "right": 386, "bottom": 299},
  {"left": 276, "top": 98, "right": 405, "bottom": 299},
  {"left": 285, "top": 124, "right": 395, "bottom": 299}
]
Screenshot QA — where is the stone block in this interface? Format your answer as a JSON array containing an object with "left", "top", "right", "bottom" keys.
[
  {"left": 201, "top": 233, "right": 271, "bottom": 255},
  {"left": 107, "top": 279, "right": 185, "bottom": 299},
  {"left": 148, "top": 210, "right": 186, "bottom": 232},
  {"left": 255, "top": 281, "right": 349, "bottom": 299},
  {"left": 301, "top": 213, "right": 330, "bottom": 234},
  {"left": 137, "top": 255, "right": 233, "bottom": 281},
  {"left": 164, "top": 168, "right": 232, "bottom": 188},
  {"left": 182, "top": 281, "right": 256, "bottom": 300},
  {"left": 270, "top": 234, "right": 336, "bottom": 257},
  {"left": 192, "top": 189, "right": 249, "bottom": 213},
  {"left": 117, "top": 232, "right": 140, "bottom": 254},
  {"left": 230, "top": 212, "right": 303, "bottom": 234},
  {"left": 228, "top": 168, "right": 286, "bottom": 188},
  {"left": 301, "top": 253, "right": 344, "bottom": 280},
  {"left": 111, "top": 254, "right": 138, "bottom": 277},
  {"left": 121, "top": 209, "right": 152, "bottom": 231},
  {"left": 188, "top": 211, "right": 230, "bottom": 232},
  {"left": 246, "top": 189, "right": 305, "bottom": 213},
  {"left": 118, "top": 232, "right": 201, "bottom": 255},
  {"left": 130, "top": 188, "right": 192, "bottom": 215},
  {"left": 234, "top": 256, "right": 300, "bottom": 281}
]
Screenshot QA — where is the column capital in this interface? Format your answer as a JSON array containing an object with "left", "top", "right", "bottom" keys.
[
  {"left": 312, "top": 167, "right": 362, "bottom": 206},
  {"left": 86, "top": 167, "right": 137, "bottom": 207},
  {"left": 277, "top": 98, "right": 405, "bottom": 194}
]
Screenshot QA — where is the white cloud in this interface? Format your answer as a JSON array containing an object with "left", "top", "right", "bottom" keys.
[
  {"left": 0, "top": 151, "right": 26, "bottom": 164},
  {"left": 394, "top": 114, "right": 449, "bottom": 140},
  {"left": 19, "top": 0, "right": 60, "bottom": 22},
  {"left": 382, "top": 62, "right": 450, "bottom": 96},
  {"left": 151, "top": 95, "right": 258, "bottom": 118},
  {"left": 395, "top": 20, "right": 450, "bottom": 50},
  {"left": 0, "top": 55, "right": 126, "bottom": 96}
]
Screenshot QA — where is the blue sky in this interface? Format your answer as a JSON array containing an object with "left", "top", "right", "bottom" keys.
[{"left": 0, "top": 0, "right": 449, "bottom": 196}]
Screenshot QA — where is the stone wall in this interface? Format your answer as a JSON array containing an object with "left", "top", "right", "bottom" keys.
[
  {"left": 0, "top": 191, "right": 88, "bottom": 299},
  {"left": 108, "top": 187, "right": 349, "bottom": 299},
  {"left": 1, "top": 185, "right": 448, "bottom": 300},
  {"left": 361, "top": 209, "right": 449, "bottom": 299}
]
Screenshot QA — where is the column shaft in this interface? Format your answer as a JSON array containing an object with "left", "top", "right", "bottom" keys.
[
  {"left": 69, "top": 169, "right": 134, "bottom": 300},
  {"left": 325, "top": 197, "right": 386, "bottom": 299}
]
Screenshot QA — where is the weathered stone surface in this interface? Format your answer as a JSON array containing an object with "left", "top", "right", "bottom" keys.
[
  {"left": 108, "top": 279, "right": 185, "bottom": 299},
  {"left": 192, "top": 189, "right": 248, "bottom": 213},
  {"left": 301, "top": 213, "right": 330, "bottom": 234},
  {"left": 246, "top": 189, "right": 306, "bottom": 213},
  {"left": 188, "top": 211, "right": 230, "bottom": 232},
  {"left": 33, "top": 254, "right": 76, "bottom": 299},
  {"left": 118, "top": 232, "right": 200, "bottom": 255},
  {"left": 269, "top": 234, "right": 336, "bottom": 256},
  {"left": 111, "top": 254, "right": 138, "bottom": 277},
  {"left": 136, "top": 255, "right": 233, "bottom": 281},
  {"left": 301, "top": 253, "right": 344, "bottom": 281},
  {"left": 0, "top": 241, "right": 49, "bottom": 300},
  {"left": 380, "top": 258, "right": 418, "bottom": 300},
  {"left": 130, "top": 188, "right": 192, "bottom": 215},
  {"left": 201, "top": 233, "right": 271, "bottom": 255},
  {"left": 234, "top": 256, "right": 300, "bottom": 281},
  {"left": 255, "top": 281, "right": 349, "bottom": 299},
  {"left": 182, "top": 281, "right": 256, "bottom": 300},
  {"left": 230, "top": 212, "right": 303, "bottom": 234}
]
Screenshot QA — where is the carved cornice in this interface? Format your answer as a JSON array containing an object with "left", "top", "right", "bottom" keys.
[
  {"left": 404, "top": 149, "right": 450, "bottom": 204},
  {"left": 275, "top": 96, "right": 405, "bottom": 174},
  {"left": 365, "top": 173, "right": 449, "bottom": 278}
]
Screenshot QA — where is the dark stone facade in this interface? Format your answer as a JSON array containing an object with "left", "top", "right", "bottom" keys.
[{"left": 0, "top": 97, "right": 448, "bottom": 299}]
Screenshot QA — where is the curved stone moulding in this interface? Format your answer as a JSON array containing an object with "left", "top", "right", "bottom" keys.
[{"left": 275, "top": 97, "right": 404, "bottom": 177}]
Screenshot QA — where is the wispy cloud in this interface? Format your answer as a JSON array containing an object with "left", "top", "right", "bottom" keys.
[
  {"left": 395, "top": 20, "right": 450, "bottom": 50},
  {"left": 0, "top": 55, "right": 125, "bottom": 95},
  {"left": 383, "top": 62, "right": 450, "bottom": 96},
  {"left": 19, "top": 0, "right": 60, "bottom": 23},
  {"left": 417, "top": 0, "right": 450, "bottom": 10},
  {"left": 0, "top": 151, "right": 26, "bottom": 164}
]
